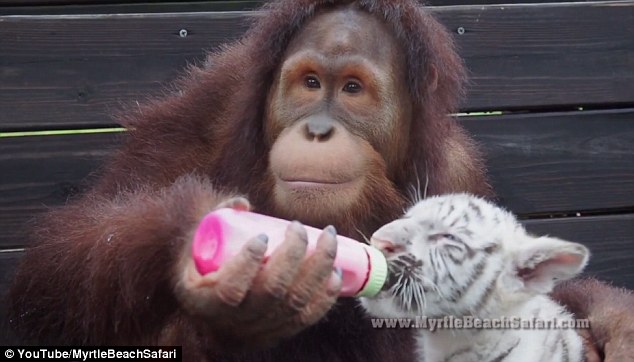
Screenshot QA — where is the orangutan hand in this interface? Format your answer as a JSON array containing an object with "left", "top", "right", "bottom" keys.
[
  {"left": 585, "top": 291, "right": 634, "bottom": 362},
  {"left": 553, "top": 278, "right": 634, "bottom": 362},
  {"left": 174, "top": 197, "right": 342, "bottom": 350}
]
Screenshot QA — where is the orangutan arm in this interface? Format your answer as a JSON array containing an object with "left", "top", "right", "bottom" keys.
[
  {"left": 7, "top": 175, "right": 226, "bottom": 345},
  {"left": 551, "top": 278, "right": 634, "bottom": 362},
  {"left": 8, "top": 174, "right": 341, "bottom": 355}
]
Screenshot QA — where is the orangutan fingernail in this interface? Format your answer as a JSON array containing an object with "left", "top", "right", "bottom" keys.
[
  {"left": 334, "top": 267, "right": 342, "bottom": 278},
  {"left": 256, "top": 234, "right": 269, "bottom": 244},
  {"left": 290, "top": 221, "right": 308, "bottom": 242},
  {"left": 325, "top": 225, "right": 337, "bottom": 236},
  {"left": 328, "top": 271, "right": 343, "bottom": 296}
]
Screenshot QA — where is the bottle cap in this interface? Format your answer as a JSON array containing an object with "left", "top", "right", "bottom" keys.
[
  {"left": 355, "top": 246, "right": 388, "bottom": 297},
  {"left": 192, "top": 212, "right": 226, "bottom": 275}
]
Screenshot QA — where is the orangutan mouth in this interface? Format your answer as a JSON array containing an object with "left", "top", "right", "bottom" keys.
[
  {"left": 279, "top": 177, "right": 357, "bottom": 190},
  {"left": 286, "top": 179, "right": 344, "bottom": 186}
]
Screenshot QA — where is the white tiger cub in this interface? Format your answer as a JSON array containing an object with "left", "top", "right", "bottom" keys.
[{"left": 361, "top": 193, "right": 589, "bottom": 362}]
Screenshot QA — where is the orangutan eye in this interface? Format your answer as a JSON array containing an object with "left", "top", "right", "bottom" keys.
[
  {"left": 304, "top": 76, "right": 321, "bottom": 89},
  {"left": 342, "top": 81, "right": 362, "bottom": 93}
]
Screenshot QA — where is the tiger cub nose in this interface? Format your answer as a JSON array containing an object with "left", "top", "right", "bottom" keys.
[{"left": 370, "top": 237, "right": 405, "bottom": 256}]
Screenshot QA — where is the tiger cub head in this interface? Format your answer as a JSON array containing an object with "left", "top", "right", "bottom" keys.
[{"left": 361, "top": 193, "right": 589, "bottom": 319}]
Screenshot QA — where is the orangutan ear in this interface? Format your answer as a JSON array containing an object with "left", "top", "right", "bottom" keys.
[{"left": 428, "top": 65, "right": 438, "bottom": 92}]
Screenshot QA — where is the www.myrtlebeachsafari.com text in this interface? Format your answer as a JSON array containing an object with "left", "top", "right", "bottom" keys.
[{"left": 370, "top": 316, "right": 590, "bottom": 331}]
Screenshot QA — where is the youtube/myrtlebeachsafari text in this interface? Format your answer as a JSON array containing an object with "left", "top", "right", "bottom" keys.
[{"left": 3, "top": 347, "right": 181, "bottom": 361}]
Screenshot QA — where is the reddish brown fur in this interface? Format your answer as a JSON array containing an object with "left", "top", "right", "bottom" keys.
[{"left": 8, "top": 0, "right": 492, "bottom": 360}]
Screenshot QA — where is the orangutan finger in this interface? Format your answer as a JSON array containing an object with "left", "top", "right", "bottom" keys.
[
  {"left": 216, "top": 196, "right": 251, "bottom": 211},
  {"left": 582, "top": 342, "right": 602, "bottom": 362},
  {"left": 286, "top": 225, "right": 338, "bottom": 310},
  {"left": 254, "top": 221, "right": 308, "bottom": 300},
  {"left": 260, "top": 271, "right": 341, "bottom": 342},
  {"left": 577, "top": 328, "right": 601, "bottom": 362},
  {"left": 174, "top": 259, "right": 216, "bottom": 317},
  {"left": 604, "top": 332, "right": 634, "bottom": 362},
  {"left": 295, "top": 271, "right": 341, "bottom": 328},
  {"left": 211, "top": 235, "right": 268, "bottom": 307}
]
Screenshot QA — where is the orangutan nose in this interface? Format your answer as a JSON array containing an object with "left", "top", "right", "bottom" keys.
[
  {"left": 305, "top": 117, "right": 335, "bottom": 141},
  {"left": 370, "top": 237, "right": 405, "bottom": 256}
]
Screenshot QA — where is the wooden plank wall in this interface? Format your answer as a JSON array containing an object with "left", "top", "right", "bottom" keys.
[
  {"left": 2, "top": 110, "right": 632, "bottom": 240},
  {"left": 2, "top": 4, "right": 633, "bottom": 130},
  {"left": 0, "top": 0, "right": 612, "bottom": 15},
  {"left": 1, "top": 1, "right": 633, "bottom": 337}
]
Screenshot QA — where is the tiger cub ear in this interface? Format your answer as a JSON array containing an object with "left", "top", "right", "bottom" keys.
[{"left": 510, "top": 236, "right": 590, "bottom": 294}]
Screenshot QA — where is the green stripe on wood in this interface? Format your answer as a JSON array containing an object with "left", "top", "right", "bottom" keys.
[{"left": 0, "top": 128, "right": 126, "bottom": 138}]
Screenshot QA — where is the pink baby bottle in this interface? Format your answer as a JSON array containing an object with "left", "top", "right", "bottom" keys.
[{"left": 192, "top": 208, "right": 388, "bottom": 297}]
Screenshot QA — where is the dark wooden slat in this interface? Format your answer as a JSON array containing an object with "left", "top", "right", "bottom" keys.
[
  {"left": 462, "top": 109, "right": 634, "bottom": 215},
  {"left": 0, "top": 216, "right": 631, "bottom": 291},
  {"left": 0, "top": 12, "right": 250, "bottom": 130},
  {"left": 0, "top": 0, "right": 259, "bottom": 5},
  {"left": 453, "top": 1, "right": 634, "bottom": 111},
  {"left": 0, "top": 133, "right": 122, "bottom": 247},
  {"left": 523, "top": 214, "right": 634, "bottom": 290},
  {"left": 1, "top": 109, "right": 633, "bottom": 248},
  {"left": 0, "top": 1, "right": 265, "bottom": 15},
  {"left": 0, "top": 0, "right": 604, "bottom": 12},
  {"left": 0, "top": 214, "right": 632, "bottom": 344},
  {"left": 1, "top": 1, "right": 633, "bottom": 130},
  {"left": 0, "top": 252, "right": 20, "bottom": 294},
  {"left": 0, "top": 250, "right": 23, "bottom": 344}
]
